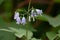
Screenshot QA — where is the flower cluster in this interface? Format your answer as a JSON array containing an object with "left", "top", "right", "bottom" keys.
[{"left": 14, "top": 9, "right": 43, "bottom": 25}]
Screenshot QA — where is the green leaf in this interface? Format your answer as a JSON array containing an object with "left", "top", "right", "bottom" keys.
[
  {"left": 25, "top": 30, "right": 33, "bottom": 39},
  {"left": 0, "top": 29, "right": 13, "bottom": 32},
  {"left": 44, "top": 15, "right": 60, "bottom": 27},
  {"left": 46, "top": 32, "right": 57, "bottom": 40},
  {"left": 36, "top": 14, "right": 60, "bottom": 27},
  {"left": 15, "top": 28, "right": 26, "bottom": 38},
  {"left": 35, "top": 15, "right": 48, "bottom": 21},
  {"left": 8, "top": 27, "right": 33, "bottom": 39}
]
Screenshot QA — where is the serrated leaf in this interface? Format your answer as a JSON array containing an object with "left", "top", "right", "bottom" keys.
[{"left": 46, "top": 32, "right": 57, "bottom": 40}]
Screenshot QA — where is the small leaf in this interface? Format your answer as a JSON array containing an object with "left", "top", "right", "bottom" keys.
[{"left": 46, "top": 32, "right": 57, "bottom": 40}]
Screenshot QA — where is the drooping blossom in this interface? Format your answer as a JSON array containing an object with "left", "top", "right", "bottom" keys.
[
  {"left": 31, "top": 9, "right": 43, "bottom": 16},
  {"left": 16, "top": 17, "right": 21, "bottom": 24},
  {"left": 21, "top": 17, "right": 26, "bottom": 25},
  {"left": 31, "top": 10, "right": 37, "bottom": 17},
  {"left": 35, "top": 9, "right": 43, "bottom": 16}
]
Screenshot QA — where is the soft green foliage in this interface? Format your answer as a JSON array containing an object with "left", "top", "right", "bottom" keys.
[{"left": 46, "top": 32, "right": 57, "bottom": 40}]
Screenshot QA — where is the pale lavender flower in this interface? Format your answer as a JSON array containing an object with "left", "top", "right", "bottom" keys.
[
  {"left": 36, "top": 9, "right": 43, "bottom": 16},
  {"left": 21, "top": 17, "right": 26, "bottom": 25},
  {"left": 14, "top": 12, "right": 19, "bottom": 19},
  {"left": 31, "top": 10, "right": 37, "bottom": 17},
  {"left": 16, "top": 17, "right": 21, "bottom": 24},
  {"left": 31, "top": 9, "right": 43, "bottom": 16}
]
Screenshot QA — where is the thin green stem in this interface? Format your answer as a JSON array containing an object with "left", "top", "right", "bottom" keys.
[
  {"left": 28, "top": 0, "right": 31, "bottom": 12},
  {"left": 26, "top": 0, "right": 31, "bottom": 40}
]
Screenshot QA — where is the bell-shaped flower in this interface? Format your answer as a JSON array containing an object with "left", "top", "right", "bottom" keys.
[
  {"left": 31, "top": 10, "right": 37, "bottom": 17},
  {"left": 36, "top": 9, "right": 43, "bottom": 16},
  {"left": 28, "top": 16, "right": 31, "bottom": 22},
  {"left": 14, "top": 12, "right": 19, "bottom": 19},
  {"left": 31, "top": 9, "right": 43, "bottom": 16},
  {"left": 21, "top": 17, "right": 26, "bottom": 25},
  {"left": 16, "top": 17, "right": 21, "bottom": 24}
]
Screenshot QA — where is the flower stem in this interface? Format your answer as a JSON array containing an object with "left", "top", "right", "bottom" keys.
[{"left": 26, "top": 0, "right": 31, "bottom": 40}]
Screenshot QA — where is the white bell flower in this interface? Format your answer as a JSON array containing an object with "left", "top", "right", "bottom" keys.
[
  {"left": 33, "top": 17, "right": 35, "bottom": 21},
  {"left": 14, "top": 12, "right": 19, "bottom": 19},
  {"left": 21, "top": 17, "right": 26, "bottom": 25},
  {"left": 28, "top": 16, "right": 31, "bottom": 22}
]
